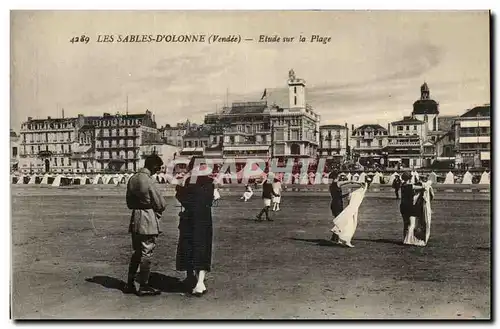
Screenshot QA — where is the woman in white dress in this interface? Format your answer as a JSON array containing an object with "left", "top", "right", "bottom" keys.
[{"left": 330, "top": 181, "right": 368, "bottom": 248}]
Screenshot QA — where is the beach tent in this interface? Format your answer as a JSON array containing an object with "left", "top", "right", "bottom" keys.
[
  {"left": 372, "top": 172, "right": 382, "bottom": 184},
  {"left": 462, "top": 171, "right": 473, "bottom": 185},
  {"left": 28, "top": 175, "right": 37, "bottom": 185},
  {"left": 428, "top": 172, "right": 438, "bottom": 185},
  {"left": 92, "top": 174, "right": 103, "bottom": 184},
  {"left": 443, "top": 171, "right": 455, "bottom": 184},
  {"left": 358, "top": 172, "right": 366, "bottom": 183},
  {"left": 51, "top": 175, "right": 64, "bottom": 187},
  {"left": 346, "top": 173, "right": 352, "bottom": 181},
  {"left": 16, "top": 175, "right": 25, "bottom": 185},
  {"left": 479, "top": 171, "right": 490, "bottom": 185},
  {"left": 388, "top": 172, "right": 399, "bottom": 185}
]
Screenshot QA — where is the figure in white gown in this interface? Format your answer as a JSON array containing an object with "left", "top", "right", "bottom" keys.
[
  {"left": 241, "top": 185, "right": 254, "bottom": 201},
  {"left": 401, "top": 180, "right": 434, "bottom": 246},
  {"left": 330, "top": 183, "right": 368, "bottom": 248}
]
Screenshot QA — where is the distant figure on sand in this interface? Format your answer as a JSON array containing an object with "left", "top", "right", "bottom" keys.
[
  {"left": 255, "top": 175, "right": 279, "bottom": 222},
  {"left": 272, "top": 177, "right": 282, "bottom": 212},
  {"left": 392, "top": 174, "right": 402, "bottom": 199},
  {"left": 241, "top": 184, "right": 254, "bottom": 202}
]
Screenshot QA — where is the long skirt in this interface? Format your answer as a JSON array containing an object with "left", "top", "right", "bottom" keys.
[
  {"left": 176, "top": 210, "right": 213, "bottom": 272},
  {"left": 331, "top": 186, "right": 367, "bottom": 247}
]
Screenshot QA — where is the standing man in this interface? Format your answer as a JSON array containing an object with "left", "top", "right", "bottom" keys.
[
  {"left": 256, "top": 174, "right": 278, "bottom": 222},
  {"left": 392, "top": 174, "right": 402, "bottom": 200},
  {"left": 125, "top": 154, "right": 167, "bottom": 296}
]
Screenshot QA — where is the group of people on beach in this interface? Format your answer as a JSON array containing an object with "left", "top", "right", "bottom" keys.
[
  {"left": 123, "top": 155, "right": 435, "bottom": 297},
  {"left": 327, "top": 170, "right": 434, "bottom": 248}
]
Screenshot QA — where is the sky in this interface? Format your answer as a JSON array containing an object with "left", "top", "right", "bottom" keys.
[{"left": 10, "top": 10, "right": 490, "bottom": 131}]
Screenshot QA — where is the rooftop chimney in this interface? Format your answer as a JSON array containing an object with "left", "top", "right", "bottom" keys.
[
  {"left": 27, "top": 117, "right": 33, "bottom": 121},
  {"left": 47, "top": 116, "right": 51, "bottom": 120}
]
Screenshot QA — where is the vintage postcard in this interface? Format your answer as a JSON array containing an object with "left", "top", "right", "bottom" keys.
[{"left": 10, "top": 10, "right": 491, "bottom": 319}]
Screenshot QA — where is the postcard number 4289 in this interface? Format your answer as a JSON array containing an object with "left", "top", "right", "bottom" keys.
[{"left": 70, "top": 35, "right": 90, "bottom": 44}]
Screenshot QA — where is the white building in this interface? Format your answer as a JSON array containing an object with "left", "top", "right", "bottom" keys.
[
  {"left": 10, "top": 130, "right": 19, "bottom": 172},
  {"left": 454, "top": 104, "right": 490, "bottom": 168},
  {"left": 318, "top": 124, "right": 348, "bottom": 160},
  {"left": 350, "top": 124, "right": 388, "bottom": 168},
  {"left": 19, "top": 116, "right": 80, "bottom": 174},
  {"left": 266, "top": 69, "right": 321, "bottom": 160},
  {"left": 387, "top": 116, "right": 429, "bottom": 169}
]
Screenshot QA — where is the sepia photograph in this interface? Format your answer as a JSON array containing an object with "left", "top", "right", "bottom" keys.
[{"left": 9, "top": 10, "right": 491, "bottom": 319}]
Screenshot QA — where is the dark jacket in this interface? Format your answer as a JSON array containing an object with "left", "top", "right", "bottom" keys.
[{"left": 261, "top": 182, "right": 277, "bottom": 199}]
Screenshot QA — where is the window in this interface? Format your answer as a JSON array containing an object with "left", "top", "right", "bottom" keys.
[
  {"left": 356, "top": 140, "right": 360, "bottom": 147},
  {"left": 413, "top": 125, "right": 417, "bottom": 130},
  {"left": 68, "top": 158, "right": 71, "bottom": 166},
  {"left": 61, "top": 158, "right": 64, "bottom": 166},
  {"left": 13, "top": 147, "right": 17, "bottom": 157},
  {"left": 55, "top": 158, "right": 58, "bottom": 166},
  {"left": 397, "top": 126, "right": 403, "bottom": 131},
  {"left": 230, "top": 136, "right": 235, "bottom": 144},
  {"left": 367, "top": 141, "right": 371, "bottom": 147},
  {"left": 294, "top": 96, "right": 297, "bottom": 105},
  {"left": 31, "top": 146, "right": 34, "bottom": 154},
  {"left": 378, "top": 139, "right": 383, "bottom": 147},
  {"left": 294, "top": 86, "right": 297, "bottom": 94},
  {"left": 406, "top": 126, "right": 410, "bottom": 130},
  {"left": 69, "top": 145, "right": 71, "bottom": 153}
]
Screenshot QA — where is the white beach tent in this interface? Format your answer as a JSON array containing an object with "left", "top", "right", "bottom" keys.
[
  {"left": 93, "top": 174, "right": 104, "bottom": 184},
  {"left": 428, "top": 172, "right": 438, "bottom": 185},
  {"left": 443, "top": 171, "right": 455, "bottom": 184},
  {"left": 28, "top": 175, "right": 37, "bottom": 185},
  {"left": 16, "top": 175, "right": 25, "bottom": 185},
  {"left": 388, "top": 172, "right": 399, "bottom": 185},
  {"left": 358, "top": 172, "right": 366, "bottom": 183},
  {"left": 51, "top": 175, "right": 64, "bottom": 187},
  {"left": 372, "top": 172, "right": 382, "bottom": 184},
  {"left": 479, "top": 171, "right": 490, "bottom": 185},
  {"left": 40, "top": 174, "right": 51, "bottom": 185},
  {"left": 461, "top": 171, "right": 473, "bottom": 185}
]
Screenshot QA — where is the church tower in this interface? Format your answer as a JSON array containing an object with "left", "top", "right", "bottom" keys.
[
  {"left": 288, "top": 69, "right": 306, "bottom": 111},
  {"left": 420, "top": 82, "right": 430, "bottom": 100}
]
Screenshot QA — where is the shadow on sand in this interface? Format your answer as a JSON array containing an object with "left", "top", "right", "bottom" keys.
[
  {"left": 290, "top": 237, "right": 342, "bottom": 247},
  {"left": 85, "top": 272, "right": 185, "bottom": 293},
  {"left": 354, "top": 238, "right": 404, "bottom": 246},
  {"left": 291, "top": 237, "right": 404, "bottom": 247}
]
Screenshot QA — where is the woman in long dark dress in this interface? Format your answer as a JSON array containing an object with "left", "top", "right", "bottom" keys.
[{"left": 175, "top": 157, "right": 214, "bottom": 296}]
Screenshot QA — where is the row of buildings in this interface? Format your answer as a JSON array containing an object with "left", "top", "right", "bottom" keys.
[
  {"left": 11, "top": 110, "right": 179, "bottom": 174},
  {"left": 159, "top": 75, "right": 490, "bottom": 170},
  {"left": 11, "top": 70, "right": 490, "bottom": 174}
]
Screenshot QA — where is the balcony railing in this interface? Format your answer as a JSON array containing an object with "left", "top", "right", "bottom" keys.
[
  {"left": 388, "top": 141, "right": 421, "bottom": 146},
  {"left": 223, "top": 141, "right": 271, "bottom": 146},
  {"left": 353, "top": 145, "right": 384, "bottom": 150}
]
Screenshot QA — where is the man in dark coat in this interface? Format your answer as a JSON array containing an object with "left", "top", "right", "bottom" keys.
[
  {"left": 175, "top": 157, "right": 214, "bottom": 296},
  {"left": 255, "top": 174, "right": 278, "bottom": 222},
  {"left": 125, "top": 154, "right": 167, "bottom": 296}
]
